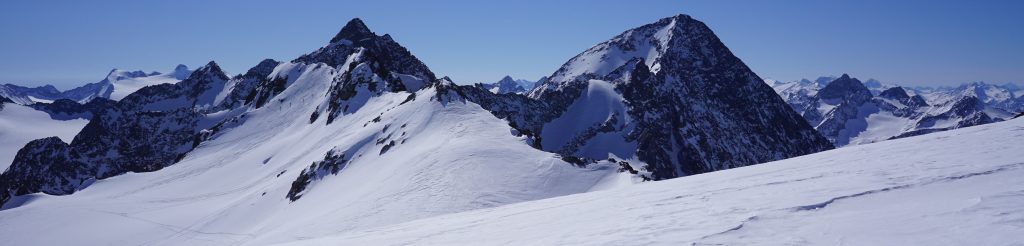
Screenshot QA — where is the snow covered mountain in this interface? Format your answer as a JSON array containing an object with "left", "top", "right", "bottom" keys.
[
  {"left": 914, "top": 81, "right": 1024, "bottom": 113},
  {"left": 0, "top": 15, "right": 837, "bottom": 245},
  {"left": 1, "top": 13, "right": 1019, "bottom": 246},
  {"left": 0, "top": 84, "right": 63, "bottom": 105},
  {"left": 0, "top": 18, "right": 622, "bottom": 245},
  {"left": 465, "top": 14, "right": 832, "bottom": 180},
  {"left": 771, "top": 75, "right": 1016, "bottom": 146},
  {"left": 474, "top": 75, "right": 533, "bottom": 94},
  {"left": 278, "top": 117, "right": 1024, "bottom": 246},
  {"left": 0, "top": 64, "right": 192, "bottom": 104}
]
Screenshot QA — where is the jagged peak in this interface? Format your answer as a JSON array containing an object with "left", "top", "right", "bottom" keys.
[
  {"left": 330, "top": 18, "right": 375, "bottom": 43},
  {"left": 818, "top": 74, "right": 870, "bottom": 99},
  {"left": 879, "top": 86, "right": 910, "bottom": 100},
  {"left": 240, "top": 59, "right": 281, "bottom": 79},
  {"left": 656, "top": 14, "right": 695, "bottom": 25},
  {"left": 439, "top": 76, "right": 455, "bottom": 85},
  {"left": 186, "top": 61, "right": 229, "bottom": 81},
  {"left": 544, "top": 13, "right": 725, "bottom": 85},
  {"left": 255, "top": 58, "right": 280, "bottom": 67}
]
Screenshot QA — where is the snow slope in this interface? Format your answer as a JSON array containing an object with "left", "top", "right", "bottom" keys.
[
  {"left": 540, "top": 79, "right": 632, "bottom": 158},
  {"left": 104, "top": 66, "right": 192, "bottom": 100},
  {"left": 279, "top": 118, "right": 1024, "bottom": 246},
  {"left": 0, "top": 103, "right": 88, "bottom": 170},
  {"left": 0, "top": 63, "right": 618, "bottom": 245}
]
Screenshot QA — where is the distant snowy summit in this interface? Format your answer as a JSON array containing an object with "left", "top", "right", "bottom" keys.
[
  {"left": 0, "top": 64, "right": 193, "bottom": 104},
  {"left": 770, "top": 75, "right": 1018, "bottom": 146},
  {"left": 473, "top": 75, "right": 544, "bottom": 94}
]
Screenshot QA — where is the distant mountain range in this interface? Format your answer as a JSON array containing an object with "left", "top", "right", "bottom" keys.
[
  {"left": 473, "top": 75, "right": 545, "bottom": 94},
  {"left": 0, "top": 65, "right": 192, "bottom": 105},
  {"left": 769, "top": 75, "right": 1020, "bottom": 146}
]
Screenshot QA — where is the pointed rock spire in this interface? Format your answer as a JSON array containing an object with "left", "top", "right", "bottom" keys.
[
  {"left": 879, "top": 86, "right": 911, "bottom": 100},
  {"left": 185, "top": 61, "right": 229, "bottom": 82},
  {"left": 818, "top": 74, "right": 870, "bottom": 99},
  {"left": 331, "top": 18, "right": 375, "bottom": 43}
]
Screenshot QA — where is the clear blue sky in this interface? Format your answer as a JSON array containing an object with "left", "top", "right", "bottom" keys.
[{"left": 2, "top": 0, "right": 1022, "bottom": 89}]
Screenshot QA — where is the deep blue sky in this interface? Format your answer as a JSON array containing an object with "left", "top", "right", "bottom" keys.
[{"left": 2, "top": 0, "right": 1022, "bottom": 89}]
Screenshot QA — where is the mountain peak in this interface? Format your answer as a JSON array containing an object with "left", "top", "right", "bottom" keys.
[
  {"left": 172, "top": 64, "right": 192, "bottom": 80},
  {"left": 187, "top": 61, "right": 228, "bottom": 81},
  {"left": 878, "top": 86, "right": 911, "bottom": 100},
  {"left": 330, "top": 18, "right": 374, "bottom": 43},
  {"left": 818, "top": 74, "right": 870, "bottom": 99},
  {"left": 665, "top": 14, "right": 694, "bottom": 22},
  {"left": 105, "top": 69, "right": 150, "bottom": 81},
  {"left": 202, "top": 61, "right": 221, "bottom": 71}
]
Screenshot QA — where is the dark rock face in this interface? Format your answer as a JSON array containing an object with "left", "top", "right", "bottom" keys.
[
  {"left": 287, "top": 149, "right": 349, "bottom": 201},
  {"left": 813, "top": 75, "right": 876, "bottom": 145},
  {"left": 0, "top": 95, "right": 12, "bottom": 110},
  {"left": 298, "top": 19, "right": 437, "bottom": 124},
  {"left": 879, "top": 87, "right": 910, "bottom": 100},
  {"left": 29, "top": 98, "right": 117, "bottom": 120},
  {"left": 878, "top": 87, "right": 928, "bottom": 107},
  {"left": 817, "top": 74, "right": 872, "bottom": 101},
  {"left": 220, "top": 59, "right": 282, "bottom": 110},
  {"left": 0, "top": 137, "right": 90, "bottom": 205},
  {"left": 463, "top": 15, "right": 833, "bottom": 180}
]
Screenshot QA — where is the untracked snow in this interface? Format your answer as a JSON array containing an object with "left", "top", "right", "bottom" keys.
[
  {"left": 540, "top": 79, "right": 632, "bottom": 158},
  {"left": 278, "top": 118, "right": 1024, "bottom": 246},
  {"left": 0, "top": 103, "right": 88, "bottom": 170}
]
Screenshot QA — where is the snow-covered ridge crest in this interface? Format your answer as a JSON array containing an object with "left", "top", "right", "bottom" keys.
[{"left": 533, "top": 14, "right": 706, "bottom": 95}]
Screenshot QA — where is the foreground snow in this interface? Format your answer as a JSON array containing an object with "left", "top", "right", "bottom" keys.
[
  {"left": 0, "top": 103, "right": 88, "bottom": 170},
  {"left": 281, "top": 118, "right": 1024, "bottom": 246}
]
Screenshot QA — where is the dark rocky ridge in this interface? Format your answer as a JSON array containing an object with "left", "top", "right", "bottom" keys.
[
  {"left": 462, "top": 14, "right": 834, "bottom": 179},
  {"left": 29, "top": 98, "right": 117, "bottom": 120},
  {"left": 0, "top": 62, "right": 232, "bottom": 206}
]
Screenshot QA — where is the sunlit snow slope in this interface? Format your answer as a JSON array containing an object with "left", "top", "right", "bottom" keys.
[
  {"left": 0, "top": 63, "right": 617, "bottom": 246},
  {"left": 0, "top": 103, "right": 88, "bottom": 170},
  {"left": 281, "top": 118, "right": 1024, "bottom": 246}
]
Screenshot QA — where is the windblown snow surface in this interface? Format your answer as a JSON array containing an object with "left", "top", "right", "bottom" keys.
[
  {"left": 0, "top": 103, "right": 88, "bottom": 170},
  {"left": 0, "top": 63, "right": 617, "bottom": 245},
  {"left": 281, "top": 118, "right": 1024, "bottom": 246}
]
